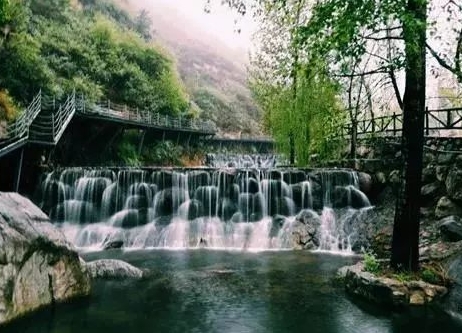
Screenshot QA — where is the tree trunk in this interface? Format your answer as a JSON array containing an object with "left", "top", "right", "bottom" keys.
[
  {"left": 350, "top": 120, "right": 357, "bottom": 160},
  {"left": 289, "top": 132, "right": 295, "bottom": 165},
  {"left": 391, "top": 0, "right": 427, "bottom": 272}
]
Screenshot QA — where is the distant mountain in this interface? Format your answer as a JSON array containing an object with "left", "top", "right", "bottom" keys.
[{"left": 115, "top": 0, "right": 263, "bottom": 136}]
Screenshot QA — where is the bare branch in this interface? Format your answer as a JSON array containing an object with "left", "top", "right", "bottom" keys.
[
  {"left": 333, "top": 68, "right": 389, "bottom": 77},
  {"left": 363, "top": 35, "right": 403, "bottom": 41},
  {"left": 426, "top": 42, "right": 462, "bottom": 82}
]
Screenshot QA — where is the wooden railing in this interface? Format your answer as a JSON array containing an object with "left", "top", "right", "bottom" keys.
[
  {"left": 342, "top": 106, "right": 462, "bottom": 137},
  {"left": 29, "top": 90, "right": 76, "bottom": 145}
]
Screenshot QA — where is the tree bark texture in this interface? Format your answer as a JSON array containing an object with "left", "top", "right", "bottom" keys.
[{"left": 391, "top": 0, "right": 427, "bottom": 271}]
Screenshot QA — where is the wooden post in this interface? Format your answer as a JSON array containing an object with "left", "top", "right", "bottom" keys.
[
  {"left": 425, "top": 106, "right": 429, "bottom": 135},
  {"left": 447, "top": 108, "right": 452, "bottom": 129},
  {"left": 393, "top": 113, "right": 396, "bottom": 136}
]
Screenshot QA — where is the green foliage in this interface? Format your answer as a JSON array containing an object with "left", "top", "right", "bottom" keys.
[
  {"left": 393, "top": 272, "right": 412, "bottom": 283},
  {"left": 363, "top": 250, "right": 381, "bottom": 274},
  {"left": 0, "top": 89, "right": 18, "bottom": 120},
  {"left": 420, "top": 263, "right": 452, "bottom": 287},
  {"left": 117, "top": 140, "right": 141, "bottom": 167},
  {"left": 0, "top": 0, "right": 189, "bottom": 116},
  {"left": 143, "top": 141, "right": 184, "bottom": 166},
  {"left": 252, "top": 62, "right": 345, "bottom": 166},
  {"left": 421, "top": 268, "right": 439, "bottom": 285}
]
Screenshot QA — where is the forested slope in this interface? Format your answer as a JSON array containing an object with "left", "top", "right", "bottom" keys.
[{"left": 0, "top": 0, "right": 189, "bottom": 119}]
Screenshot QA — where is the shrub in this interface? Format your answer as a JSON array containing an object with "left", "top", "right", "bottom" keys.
[
  {"left": 0, "top": 90, "right": 18, "bottom": 121},
  {"left": 363, "top": 250, "right": 381, "bottom": 274}
]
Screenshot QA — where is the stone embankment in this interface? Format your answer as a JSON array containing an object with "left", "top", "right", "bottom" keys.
[{"left": 330, "top": 137, "right": 462, "bottom": 316}]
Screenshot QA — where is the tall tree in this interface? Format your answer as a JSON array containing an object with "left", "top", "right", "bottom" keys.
[
  {"left": 391, "top": 0, "right": 427, "bottom": 271},
  {"left": 220, "top": 0, "right": 428, "bottom": 271}
]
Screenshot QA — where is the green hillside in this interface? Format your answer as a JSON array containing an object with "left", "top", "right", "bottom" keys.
[
  {"left": 113, "top": 0, "right": 263, "bottom": 136},
  {"left": 0, "top": 0, "right": 189, "bottom": 117}
]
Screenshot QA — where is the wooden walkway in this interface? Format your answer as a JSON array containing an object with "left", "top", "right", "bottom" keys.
[{"left": 0, "top": 92, "right": 217, "bottom": 158}]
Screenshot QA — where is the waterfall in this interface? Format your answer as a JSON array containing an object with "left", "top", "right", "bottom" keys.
[{"left": 37, "top": 167, "right": 372, "bottom": 252}]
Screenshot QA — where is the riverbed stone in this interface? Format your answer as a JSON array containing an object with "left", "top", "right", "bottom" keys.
[{"left": 0, "top": 192, "right": 91, "bottom": 326}]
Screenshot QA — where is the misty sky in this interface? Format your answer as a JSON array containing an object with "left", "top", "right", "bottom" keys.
[{"left": 147, "top": 0, "right": 255, "bottom": 51}]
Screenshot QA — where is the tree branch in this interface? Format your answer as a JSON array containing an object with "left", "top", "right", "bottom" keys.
[
  {"left": 334, "top": 68, "right": 389, "bottom": 77},
  {"left": 426, "top": 42, "right": 462, "bottom": 82},
  {"left": 363, "top": 35, "right": 403, "bottom": 41}
]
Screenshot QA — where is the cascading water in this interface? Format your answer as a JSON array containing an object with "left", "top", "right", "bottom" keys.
[
  {"left": 205, "top": 154, "right": 282, "bottom": 168},
  {"left": 37, "top": 167, "right": 372, "bottom": 252}
]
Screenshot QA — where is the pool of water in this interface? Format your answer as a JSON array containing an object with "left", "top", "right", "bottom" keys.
[{"left": 4, "top": 250, "right": 462, "bottom": 333}]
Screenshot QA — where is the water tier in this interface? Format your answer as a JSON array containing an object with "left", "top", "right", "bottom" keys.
[{"left": 38, "top": 168, "right": 372, "bottom": 251}]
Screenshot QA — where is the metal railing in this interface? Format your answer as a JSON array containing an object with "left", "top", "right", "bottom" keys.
[
  {"left": 79, "top": 98, "right": 216, "bottom": 134},
  {"left": 1, "top": 89, "right": 220, "bottom": 157},
  {"left": 29, "top": 90, "right": 76, "bottom": 145},
  {"left": 0, "top": 91, "right": 42, "bottom": 156}
]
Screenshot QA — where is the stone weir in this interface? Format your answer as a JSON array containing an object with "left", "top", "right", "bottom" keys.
[{"left": 36, "top": 167, "right": 373, "bottom": 251}]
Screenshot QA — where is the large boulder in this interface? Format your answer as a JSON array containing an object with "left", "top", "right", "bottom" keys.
[
  {"left": 291, "top": 209, "right": 322, "bottom": 249},
  {"left": 441, "top": 252, "right": 462, "bottom": 317},
  {"left": 85, "top": 259, "right": 143, "bottom": 279},
  {"left": 0, "top": 192, "right": 91, "bottom": 325},
  {"left": 357, "top": 172, "right": 373, "bottom": 195}
]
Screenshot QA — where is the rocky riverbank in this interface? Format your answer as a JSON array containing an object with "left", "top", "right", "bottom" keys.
[{"left": 334, "top": 162, "right": 462, "bottom": 316}]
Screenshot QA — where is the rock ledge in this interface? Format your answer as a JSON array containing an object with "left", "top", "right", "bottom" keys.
[{"left": 339, "top": 262, "right": 447, "bottom": 307}]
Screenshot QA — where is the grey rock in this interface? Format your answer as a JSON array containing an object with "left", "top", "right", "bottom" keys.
[
  {"left": 436, "top": 166, "right": 448, "bottom": 182},
  {"left": 446, "top": 169, "right": 462, "bottom": 202},
  {"left": 291, "top": 209, "right": 322, "bottom": 249},
  {"left": 435, "top": 196, "right": 462, "bottom": 219},
  {"left": 358, "top": 172, "right": 372, "bottom": 194},
  {"left": 439, "top": 216, "right": 462, "bottom": 242},
  {"left": 341, "top": 262, "right": 447, "bottom": 308},
  {"left": 438, "top": 153, "right": 454, "bottom": 165},
  {"left": 389, "top": 170, "right": 400, "bottom": 185},
  {"left": 103, "top": 240, "right": 124, "bottom": 250},
  {"left": 86, "top": 259, "right": 144, "bottom": 279},
  {"left": 441, "top": 252, "right": 462, "bottom": 317},
  {"left": 0, "top": 192, "right": 91, "bottom": 325},
  {"left": 420, "top": 182, "right": 442, "bottom": 206},
  {"left": 422, "top": 166, "right": 436, "bottom": 184}
]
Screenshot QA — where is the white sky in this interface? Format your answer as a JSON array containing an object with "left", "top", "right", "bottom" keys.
[{"left": 140, "top": 0, "right": 256, "bottom": 52}]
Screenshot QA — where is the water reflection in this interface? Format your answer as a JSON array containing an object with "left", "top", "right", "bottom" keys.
[{"left": 3, "top": 250, "right": 462, "bottom": 333}]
